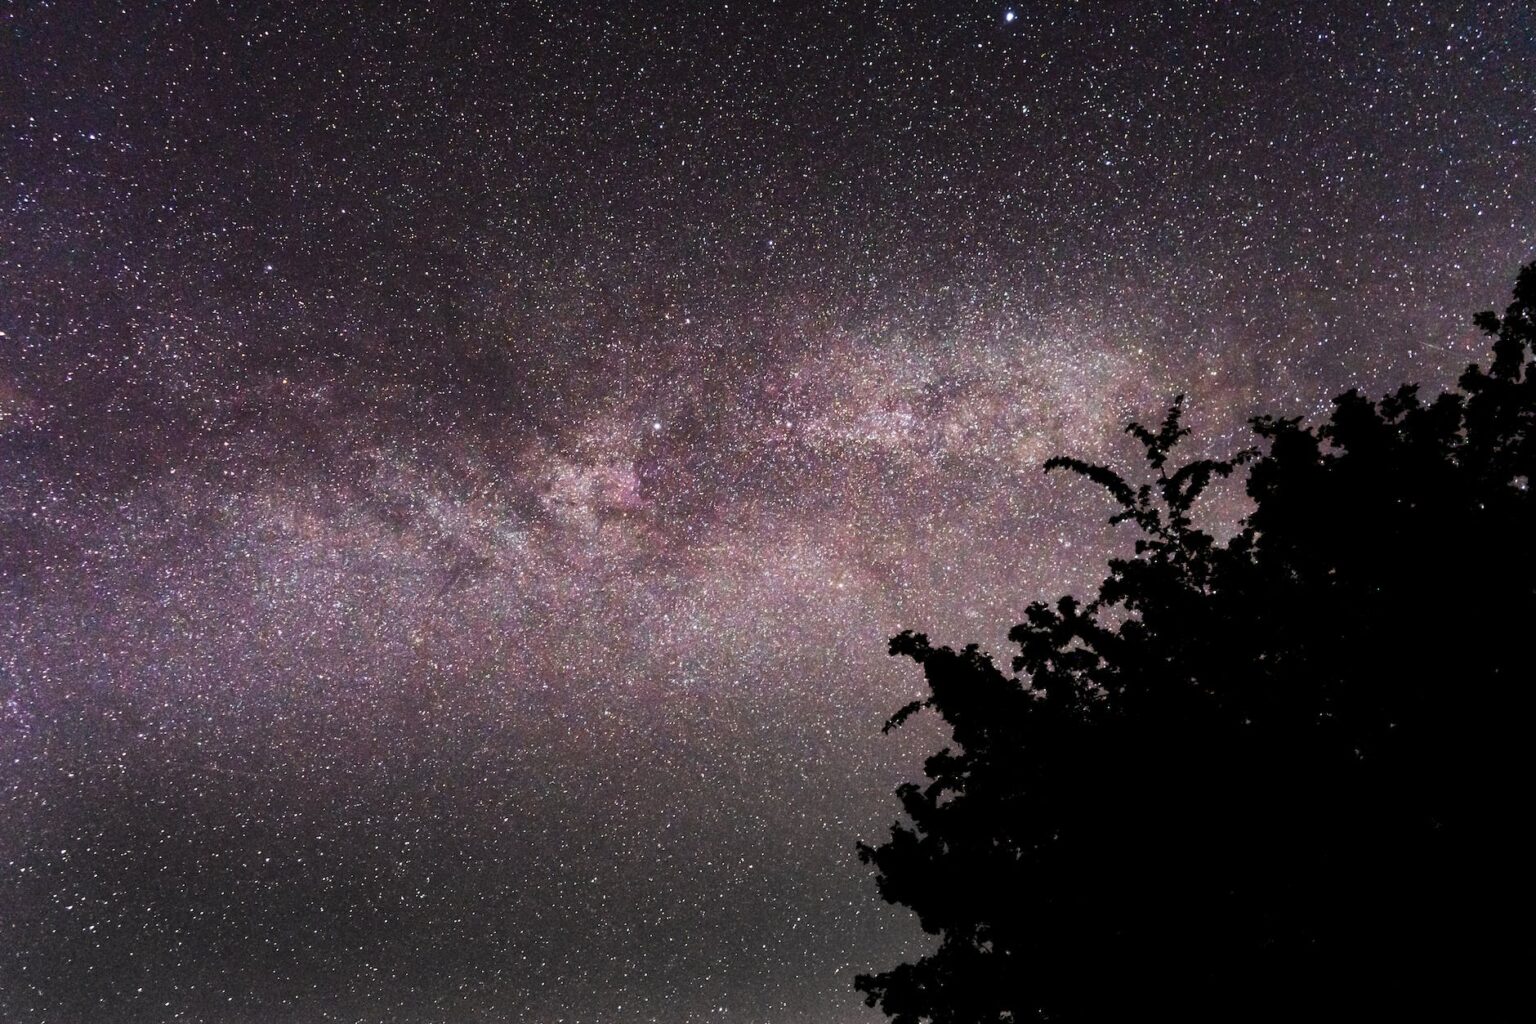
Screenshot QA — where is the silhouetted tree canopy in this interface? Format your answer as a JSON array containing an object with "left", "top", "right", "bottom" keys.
[{"left": 857, "top": 264, "right": 1536, "bottom": 1023}]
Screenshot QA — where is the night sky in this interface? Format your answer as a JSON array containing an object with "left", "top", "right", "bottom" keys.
[{"left": 3, "top": 2, "right": 1533, "bottom": 1021}]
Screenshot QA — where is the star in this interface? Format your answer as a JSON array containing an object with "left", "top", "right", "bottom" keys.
[{"left": 3, "top": 2, "right": 1532, "bottom": 1021}]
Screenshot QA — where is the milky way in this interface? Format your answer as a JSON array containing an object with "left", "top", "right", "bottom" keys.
[{"left": 3, "top": 2, "right": 1533, "bottom": 1022}]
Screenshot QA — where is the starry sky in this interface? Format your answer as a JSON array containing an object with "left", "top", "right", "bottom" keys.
[{"left": 2, "top": 2, "right": 1533, "bottom": 1022}]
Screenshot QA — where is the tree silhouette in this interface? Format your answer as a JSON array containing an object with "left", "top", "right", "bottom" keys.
[{"left": 857, "top": 264, "right": 1536, "bottom": 1023}]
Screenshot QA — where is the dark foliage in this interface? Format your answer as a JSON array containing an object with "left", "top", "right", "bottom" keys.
[{"left": 857, "top": 264, "right": 1536, "bottom": 1023}]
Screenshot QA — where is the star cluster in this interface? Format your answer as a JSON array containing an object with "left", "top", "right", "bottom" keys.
[{"left": 3, "top": 2, "right": 1533, "bottom": 1022}]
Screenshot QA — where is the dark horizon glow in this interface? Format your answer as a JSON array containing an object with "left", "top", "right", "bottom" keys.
[{"left": 3, "top": 2, "right": 1534, "bottom": 1022}]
